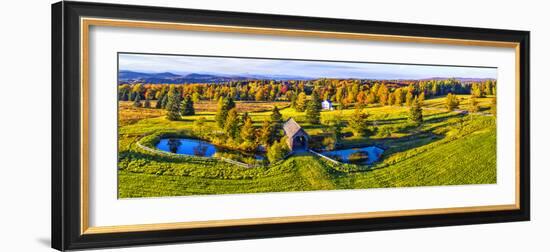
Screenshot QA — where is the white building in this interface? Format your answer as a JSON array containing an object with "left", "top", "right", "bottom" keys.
[{"left": 321, "top": 100, "right": 333, "bottom": 110}]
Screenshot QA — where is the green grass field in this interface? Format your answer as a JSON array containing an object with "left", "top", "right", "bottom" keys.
[{"left": 118, "top": 95, "right": 496, "bottom": 198}]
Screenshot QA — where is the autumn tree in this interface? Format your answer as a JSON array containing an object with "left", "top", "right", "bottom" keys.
[
  {"left": 418, "top": 92, "right": 425, "bottom": 105},
  {"left": 366, "top": 92, "right": 376, "bottom": 105},
  {"left": 259, "top": 119, "right": 276, "bottom": 146},
  {"left": 394, "top": 88, "right": 404, "bottom": 106},
  {"left": 405, "top": 90, "right": 414, "bottom": 107},
  {"left": 388, "top": 92, "right": 395, "bottom": 106},
  {"left": 295, "top": 92, "right": 308, "bottom": 112},
  {"left": 192, "top": 92, "right": 200, "bottom": 103},
  {"left": 255, "top": 88, "right": 265, "bottom": 101},
  {"left": 240, "top": 116, "right": 256, "bottom": 144},
  {"left": 471, "top": 83, "right": 482, "bottom": 98},
  {"left": 377, "top": 84, "right": 389, "bottom": 106},
  {"left": 335, "top": 87, "right": 345, "bottom": 104}
]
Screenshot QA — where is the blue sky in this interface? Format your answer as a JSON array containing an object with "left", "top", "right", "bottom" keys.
[{"left": 119, "top": 53, "right": 497, "bottom": 80}]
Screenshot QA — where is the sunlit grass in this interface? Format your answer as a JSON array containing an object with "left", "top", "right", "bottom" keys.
[{"left": 117, "top": 96, "right": 497, "bottom": 198}]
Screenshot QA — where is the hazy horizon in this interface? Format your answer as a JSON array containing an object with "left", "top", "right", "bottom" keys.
[{"left": 119, "top": 53, "right": 497, "bottom": 80}]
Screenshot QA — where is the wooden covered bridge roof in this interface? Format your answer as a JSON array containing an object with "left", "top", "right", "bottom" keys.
[{"left": 283, "top": 118, "right": 308, "bottom": 138}]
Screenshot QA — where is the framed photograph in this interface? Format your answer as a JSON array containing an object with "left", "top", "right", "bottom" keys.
[{"left": 52, "top": 1, "right": 530, "bottom": 250}]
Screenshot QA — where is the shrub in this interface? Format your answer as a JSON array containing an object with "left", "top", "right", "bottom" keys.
[
  {"left": 322, "top": 137, "right": 336, "bottom": 151},
  {"left": 376, "top": 126, "right": 393, "bottom": 138},
  {"left": 267, "top": 140, "right": 289, "bottom": 163}
]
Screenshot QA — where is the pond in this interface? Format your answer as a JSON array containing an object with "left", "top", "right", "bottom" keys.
[
  {"left": 322, "top": 146, "right": 384, "bottom": 165},
  {"left": 156, "top": 138, "right": 265, "bottom": 162}
]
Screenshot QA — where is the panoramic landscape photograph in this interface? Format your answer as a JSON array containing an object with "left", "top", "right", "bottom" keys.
[{"left": 117, "top": 53, "right": 497, "bottom": 198}]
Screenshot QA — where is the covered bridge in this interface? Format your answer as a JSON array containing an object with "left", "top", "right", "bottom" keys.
[{"left": 283, "top": 118, "right": 309, "bottom": 151}]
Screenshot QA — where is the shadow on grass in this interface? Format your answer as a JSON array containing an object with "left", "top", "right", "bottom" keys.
[
  {"left": 423, "top": 112, "right": 465, "bottom": 124},
  {"left": 118, "top": 149, "right": 218, "bottom": 167}
]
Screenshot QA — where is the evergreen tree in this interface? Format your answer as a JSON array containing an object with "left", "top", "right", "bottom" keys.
[
  {"left": 349, "top": 106, "right": 369, "bottom": 137},
  {"left": 160, "top": 94, "right": 169, "bottom": 109},
  {"left": 165, "top": 85, "right": 181, "bottom": 121},
  {"left": 270, "top": 106, "right": 283, "bottom": 124},
  {"left": 324, "top": 113, "right": 344, "bottom": 149},
  {"left": 118, "top": 84, "right": 130, "bottom": 101},
  {"left": 143, "top": 97, "right": 151, "bottom": 108},
  {"left": 155, "top": 94, "right": 164, "bottom": 109},
  {"left": 215, "top": 97, "right": 235, "bottom": 128},
  {"left": 224, "top": 108, "right": 241, "bottom": 140},
  {"left": 129, "top": 91, "right": 137, "bottom": 102},
  {"left": 270, "top": 106, "right": 284, "bottom": 138},
  {"left": 305, "top": 92, "right": 321, "bottom": 124},
  {"left": 133, "top": 94, "right": 142, "bottom": 107},
  {"left": 408, "top": 97, "right": 423, "bottom": 125},
  {"left": 445, "top": 93, "right": 460, "bottom": 111},
  {"left": 181, "top": 96, "right": 195, "bottom": 116}
]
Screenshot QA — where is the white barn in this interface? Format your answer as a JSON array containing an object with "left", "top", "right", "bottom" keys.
[{"left": 321, "top": 100, "right": 333, "bottom": 110}]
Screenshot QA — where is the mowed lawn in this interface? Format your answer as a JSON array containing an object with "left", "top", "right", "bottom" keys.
[{"left": 118, "top": 96, "right": 496, "bottom": 198}]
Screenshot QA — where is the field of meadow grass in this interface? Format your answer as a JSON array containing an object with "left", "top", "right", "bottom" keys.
[{"left": 117, "top": 95, "right": 496, "bottom": 198}]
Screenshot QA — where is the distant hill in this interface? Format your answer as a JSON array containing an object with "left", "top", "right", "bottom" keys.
[
  {"left": 118, "top": 70, "right": 318, "bottom": 84},
  {"left": 416, "top": 77, "right": 496, "bottom": 82},
  {"left": 119, "top": 71, "right": 258, "bottom": 84},
  {"left": 118, "top": 70, "right": 495, "bottom": 84}
]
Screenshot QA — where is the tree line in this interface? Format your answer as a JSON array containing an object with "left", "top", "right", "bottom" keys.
[{"left": 119, "top": 78, "right": 496, "bottom": 107}]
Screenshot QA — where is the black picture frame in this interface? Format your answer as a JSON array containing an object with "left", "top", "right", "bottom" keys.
[{"left": 52, "top": 1, "right": 530, "bottom": 251}]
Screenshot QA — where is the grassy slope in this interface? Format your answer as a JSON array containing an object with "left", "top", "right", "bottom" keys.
[
  {"left": 118, "top": 96, "right": 497, "bottom": 198},
  {"left": 119, "top": 155, "right": 333, "bottom": 197}
]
